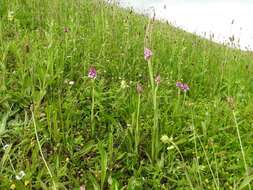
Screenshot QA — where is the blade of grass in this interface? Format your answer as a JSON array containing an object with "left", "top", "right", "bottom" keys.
[{"left": 32, "top": 111, "right": 57, "bottom": 190}]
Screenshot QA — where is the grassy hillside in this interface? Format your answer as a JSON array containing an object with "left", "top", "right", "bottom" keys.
[{"left": 1, "top": 0, "right": 253, "bottom": 189}]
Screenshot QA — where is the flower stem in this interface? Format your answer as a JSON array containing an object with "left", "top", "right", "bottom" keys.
[
  {"left": 148, "top": 60, "right": 154, "bottom": 90},
  {"left": 91, "top": 82, "right": 95, "bottom": 136},
  {"left": 233, "top": 110, "right": 251, "bottom": 190},
  {"left": 147, "top": 59, "right": 159, "bottom": 162},
  {"left": 151, "top": 85, "right": 159, "bottom": 161},
  {"left": 135, "top": 94, "right": 141, "bottom": 154}
]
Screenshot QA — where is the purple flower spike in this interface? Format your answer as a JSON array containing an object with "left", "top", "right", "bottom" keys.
[
  {"left": 88, "top": 67, "right": 97, "bottom": 79},
  {"left": 182, "top": 83, "right": 190, "bottom": 92},
  {"left": 155, "top": 74, "right": 161, "bottom": 85},
  {"left": 144, "top": 48, "right": 153, "bottom": 60},
  {"left": 176, "top": 81, "right": 190, "bottom": 92},
  {"left": 136, "top": 83, "right": 143, "bottom": 94}
]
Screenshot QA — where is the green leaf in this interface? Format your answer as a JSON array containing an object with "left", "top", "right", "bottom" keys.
[
  {"left": 98, "top": 142, "right": 107, "bottom": 190},
  {"left": 73, "top": 140, "right": 96, "bottom": 159}
]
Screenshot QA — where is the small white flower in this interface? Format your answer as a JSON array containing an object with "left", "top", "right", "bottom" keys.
[
  {"left": 69, "top": 81, "right": 75, "bottom": 85},
  {"left": 16, "top": 170, "right": 25, "bottom": 180},
  {"left": 3, "top": 144, "right": 10, "bottom": 150}
]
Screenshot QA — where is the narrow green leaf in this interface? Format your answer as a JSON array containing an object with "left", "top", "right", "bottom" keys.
[{"left": 98, "top": 142, "right": 107, "bottom": 190}]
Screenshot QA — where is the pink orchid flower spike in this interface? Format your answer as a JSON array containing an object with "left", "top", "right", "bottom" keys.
[
  {"left": 88, "top": 67, "right": 97, "bottom": 79},
  {"left": 144, "top": 48, "right": 153, "bottom": 60}
]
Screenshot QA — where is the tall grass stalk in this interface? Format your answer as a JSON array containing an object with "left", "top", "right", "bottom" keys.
[
  {"left": 32, "top": 111, "right": 57, "bottom": 190},
  {"left": 147, "top": 58, "right": 159, "bottom": 161},
  {"left": 147, "top": 60, "right": 155, "bottom": 90},
  {"left": 233, "top": 110, "right": 251, "bottom": 190},
  {"left": 191, "top": 119, "right": 203, "bottom": 188},
  {"left": 91, "top": 81, "right": 95, "bottom": 137},
  {"left": 152, "top": 83, "right": 159, "bottom": 161},
  {"left": 196, "top": 132, "right": 220, "bottom": 190},
  {"left": 135, "top": 93, "right": 141, "bottom": 154},
  {"left": 147, "top": 58, "right": 160, "bottom": 162},
  {"left": 145, "top": 16, "right": 159, "bottom": 162}
]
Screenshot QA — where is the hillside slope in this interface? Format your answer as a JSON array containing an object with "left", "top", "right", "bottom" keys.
[{"left": 1, "top": 0, "right": 253, "bottom": 189}]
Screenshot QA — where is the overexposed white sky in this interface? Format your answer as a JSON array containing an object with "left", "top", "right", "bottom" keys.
[{"left": 116, "top": 0, "right": 253, "bottom": 50}]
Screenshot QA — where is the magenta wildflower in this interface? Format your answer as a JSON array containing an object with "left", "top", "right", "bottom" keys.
[
  {"left": 176, "top": 81, "right": 190, "bottom": 92},
  {"left": 88, "top": 67, "right": 97, "bottom": 79},
  {"left": 80, "top": 185, "right": 85, "bottom": 190},
  {"left": 155, "top": 74, "right": 161, "bottom": 85},
  {"left": 136, "top": 83, "right": 143, "bottom": 94},
  {"left": 144, "top": 48, "right": 153, "bottom": 60},
  {"left": 181, "top": 83, "right": 190, "bottom": 92}
]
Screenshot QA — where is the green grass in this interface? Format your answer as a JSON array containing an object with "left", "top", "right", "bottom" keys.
[{"left": 1, "top": 0, "right": 253, "bottom": 189}]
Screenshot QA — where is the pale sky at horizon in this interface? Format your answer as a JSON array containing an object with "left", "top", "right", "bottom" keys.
[{"left": 115, "top": 0, "right": 253, "bottom": 50}]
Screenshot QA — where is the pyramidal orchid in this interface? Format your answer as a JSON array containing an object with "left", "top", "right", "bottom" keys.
[
  {"left": 88, "top": 67, "right": 97, "bottom": 79},
  {"left": 144, "top": 46, "right": 159, "bottom": 161},
  {"left": 88, "top": 67, "right": 97, "bottom": 136},
  {"left": 182, "top": 83, "right": 190, "bottom": 92},
  {"left": 176, "top": 81, "right": 190, "bottom": 92},
  {"left": 144, "top": 48, "right": 153, "bottom": 60}
]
